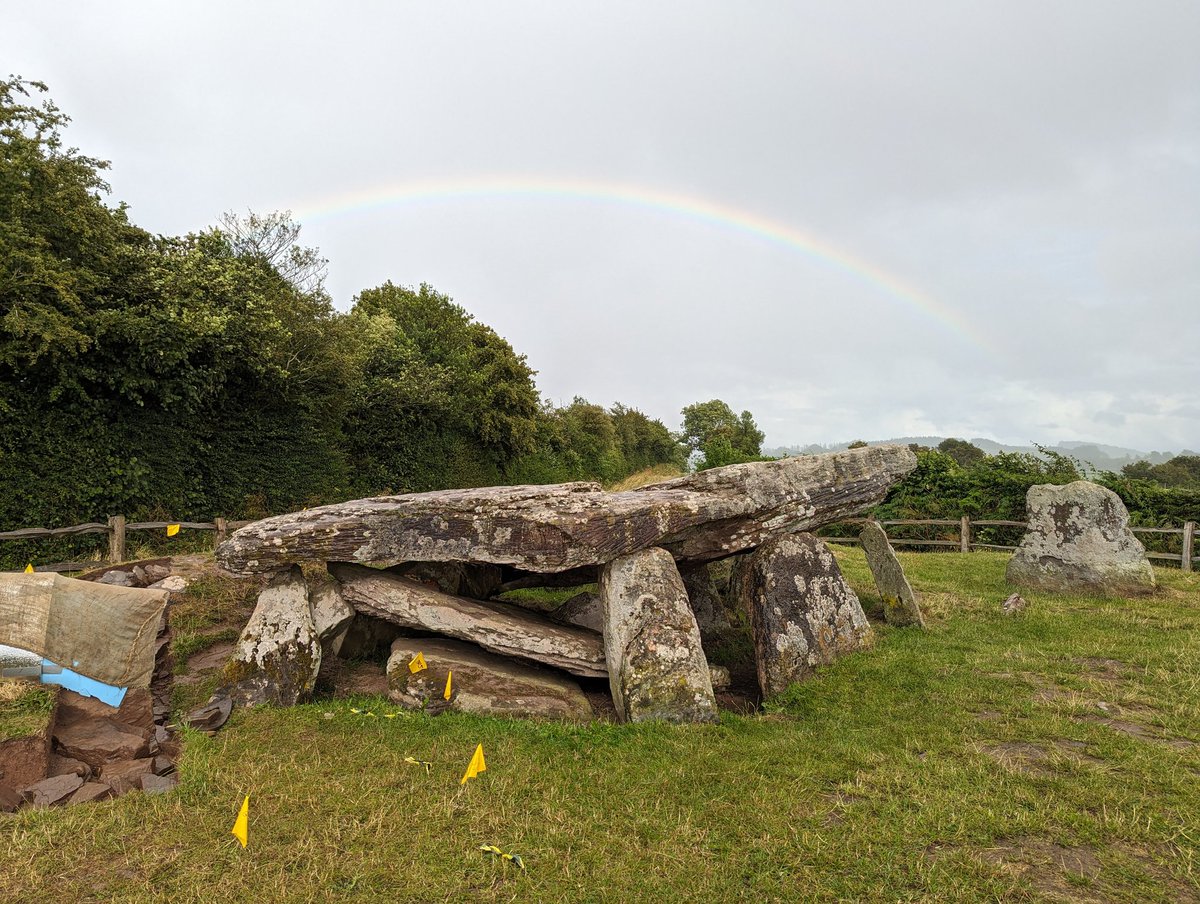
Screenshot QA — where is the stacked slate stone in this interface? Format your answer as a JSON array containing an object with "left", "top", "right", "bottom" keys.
[{"left": 215, "top": 445, "right": 917, "bottom": 724}]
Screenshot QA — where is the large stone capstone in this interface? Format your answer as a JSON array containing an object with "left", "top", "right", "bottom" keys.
[
  {"left": 599, "top": 547, "right": 717, "bottom": 724},
  {"left": 329, "top": 563, "right": 606, "bottom": 678},
  {"left": 858, "top": 521, "right": 925, "bottom": 627},
  {"left": 223, "top": 565, "right": 322, "bottom": 706},
  {"left": 1006, "top": 481, "right": 1156, "bottom": 596},
  {"left": 735, "top": 533, "right": 873, "bottom": 699},
  {"left": 216, "top": 445, "right": 917, "bottom": 575}
]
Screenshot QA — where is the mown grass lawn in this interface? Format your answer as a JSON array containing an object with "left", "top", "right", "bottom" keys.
[{"left": 2, "top": 550, "right": 1197, "bottom": 903}]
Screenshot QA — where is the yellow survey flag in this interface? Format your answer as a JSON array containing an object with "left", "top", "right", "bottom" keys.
[
  {"left": 444, "top": 669, "right": 453, "bottom": 700},
  {"left": 460, "top": 743, "right": 486, "bottom": 785},
  {"left": 23, "top": 563, "right": 34, "bottom": 573},
  {"left": 408, "top": 652, "right": 427, "bottom": 674},
  {"left": 231, "top": 795, "right": 249, "bottom": 848},
  {"left": 166, "top": 523, "right": 181, "bottom": 537}
]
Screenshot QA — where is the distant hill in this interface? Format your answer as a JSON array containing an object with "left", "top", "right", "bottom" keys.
[{"left": 764, "top": 438, "right": 1198, "bottom": 475}]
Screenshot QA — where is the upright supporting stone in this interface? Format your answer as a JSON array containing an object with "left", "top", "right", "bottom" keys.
[
  {"left": 736, "top": 533, "right": 874, "bottom": 699},
  {"left": 599, "top": 548, "right": 717, "bottom": 724},
  {"left": 223, "top": 565, "right": 322, "bottom": 706},
  {"left": 309, "top": 580, "right": 354, "bottom": 657},
  {"left": 858, "top": 521, "right": 926, "bottom": 628},
  {"left": 678, "top": 562, "right": 730, "bottom": 634}
]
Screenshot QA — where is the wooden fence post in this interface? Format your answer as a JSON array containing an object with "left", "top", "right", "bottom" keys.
[
  {"left": 960, "top": 515, "right": 971, "bottom": 553},
  {"left": 1183, "top": 521, "right": 1195, "bottom": 573},
  {"left": 214, "top": 517, "right": 228, "bottom": 548},
  {"left": 107, "top": 515, "right": 126, "bottom": 564}
]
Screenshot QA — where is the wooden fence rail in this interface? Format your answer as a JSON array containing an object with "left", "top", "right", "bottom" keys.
[
  {"left": 825, "top": 516, "right": 1196, "bottom": 572},
  {"left": 2, "top": 514, "right": 1197, "bottom": 573},
  {"left": 0, "top": 516, "right": 256, "bottom": 573}
]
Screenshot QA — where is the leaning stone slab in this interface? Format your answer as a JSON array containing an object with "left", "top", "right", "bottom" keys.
[
  {"left": 223, "top": 565, "right": 322, "bottom": 706},
  {"left": 858, "top": 521, "right": 925, "bottom": 627},
  {"left": 330, "top": 563, "right": 606, "bottom": 678},
  {"left": 736, "top": 533, "right": 873, "bottom": 699},
  {"left": 1006, "top": 481, "right": 1156, "bottom": 596},
  {"left": 217, "top": 445, "right": 917, "bottom": 575},
  {"left": 599, "top": 548, "right": 717, "bottom": 724},
  {"left": 386, "top": 637, "right": 592, "bottom": 720}
]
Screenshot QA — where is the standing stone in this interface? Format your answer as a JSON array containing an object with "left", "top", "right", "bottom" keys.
[
  {"left": 309, "top": 580, "right": 354, "bottom": 657},
  {"left": 736, "top": 533, "right": 873, "bottom": 699},
  {"left": 386, "top": 637, "right": 592, "bottom": 720},
  {"left": 599, "top": 548, "right": 717, "bottom": 724},
  {"left": 679, "top": 563, "right": 731, "bottom": 634},
  {"left": 223, "top": 565, "right": 322, "bottom": 706},
  {"left": 1006, "top": 481, "right": 1156, "bottom": 596},
  {"left": 858, "top": 521, "right": 925, "bottom": 627}
]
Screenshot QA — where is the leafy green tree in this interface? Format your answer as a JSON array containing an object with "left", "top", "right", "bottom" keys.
[
  {"left": 679, "top": 399, "right": 764, "bottom": 463},
  {"left": 343, "top": 282, "right": 541, "bottom": 493},
  {"left": 937, "top": 437, "right": 986, "bottom": 468},
  {"left": 610, "top": 404, "right": 685, "bottom": 472}
]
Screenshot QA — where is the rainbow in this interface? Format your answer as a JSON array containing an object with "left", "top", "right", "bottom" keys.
[{"left": 293, "top": 176, "right": 984, "bottom": 349}]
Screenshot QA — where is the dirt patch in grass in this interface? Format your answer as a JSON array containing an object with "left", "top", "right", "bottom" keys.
[
  {"left": 1074, "top": 713, "right": 1197, "bottom": 750},
  {"left": 1116, "top": 843, "right": 1200, "bottom": 903},
  {"left": 973, "top": 709, "right": 1003, "bottom": 721},
  {"left": 316, "top": 657, "right": 389, "bottom": 698},
  {"left": 1075, "top": 657, "right": 1143, "bottom": 683},
  {"left": 978, "top": 739, "right": 1103, "bottom": 774},
  {"left": 978, "top": 836, "right": 1104, "bottom": 901}
]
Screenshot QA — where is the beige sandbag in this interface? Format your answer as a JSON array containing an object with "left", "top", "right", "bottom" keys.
[{"left": 0, "top": 573, "right": 167, "bottom": 688}]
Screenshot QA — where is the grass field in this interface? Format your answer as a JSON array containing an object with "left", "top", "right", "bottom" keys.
[{"left": 2, "top": 550, "right": 1197, "bottom": 902}]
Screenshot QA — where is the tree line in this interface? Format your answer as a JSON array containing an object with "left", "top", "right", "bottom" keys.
[{"left": 4, "top": 77, "right": 746, "bottom": 567}]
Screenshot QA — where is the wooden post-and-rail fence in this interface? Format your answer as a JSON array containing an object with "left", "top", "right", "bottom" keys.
[
  {"left": 0, "top": 516, "right": 256, "bottom": 573},
  {"left": 824, "top": 516, "right": 1196, "bottom": 572},
  {"left": 1, "top": 514, "right": 1197, "bottom": 574}
]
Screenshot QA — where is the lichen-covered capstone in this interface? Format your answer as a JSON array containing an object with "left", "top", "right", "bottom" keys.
[
  {"left": 223, "top": 565, "right": 321, "bottom": 706},
  {"left": 386, "top": 637, "right": 592, "bottom": 720},
  {"left": 599, "top": 547, "right": 717, "bottom": 724},
  {"left": 216, "top": 445, "right": 917, "bottom": 575},
  {"left": 858, "top": 521, "right": 925, "bottom": 627},
  {"left": 736, "top": 533, "right": 873, "bottom": 699},
  {"left": 1006, "top": 481, "right": 1156, "bottom": 596}
]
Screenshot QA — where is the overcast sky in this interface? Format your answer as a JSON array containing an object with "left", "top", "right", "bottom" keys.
[{"left": 7, "top": 1, "right": 1198, "bottom": 451}]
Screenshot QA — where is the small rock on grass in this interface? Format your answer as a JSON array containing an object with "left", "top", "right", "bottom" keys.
[{"left": 1002, "top": 593, "right": 1028, "bottom": 615}]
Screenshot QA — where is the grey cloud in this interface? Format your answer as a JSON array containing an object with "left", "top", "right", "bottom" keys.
[{"left": 3, "top": 0, "right": 1197, "bottom": 450}]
